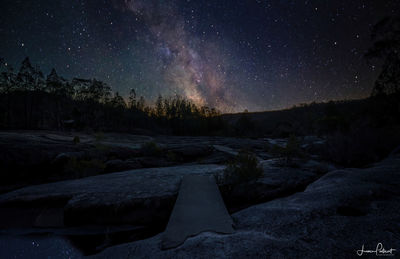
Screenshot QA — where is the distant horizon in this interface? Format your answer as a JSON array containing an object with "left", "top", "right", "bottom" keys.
[{"left": 222, "top": 95, "right": 370, "bottom": 115}]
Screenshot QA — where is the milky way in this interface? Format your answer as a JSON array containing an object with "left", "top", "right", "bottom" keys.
[
  {"left": 113, "top": 0, "right": 238, "bottom": 111},
  {"left": 1, "top": 0, "right": 400, "bottom": 112}
]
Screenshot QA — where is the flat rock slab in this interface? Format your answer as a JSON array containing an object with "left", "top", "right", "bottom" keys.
[
  {"left": 161, "top": 174, "right": 234, "bottom": 249},
  {"left": 0, "top": 164, "right": 225, "bottom": 227}
]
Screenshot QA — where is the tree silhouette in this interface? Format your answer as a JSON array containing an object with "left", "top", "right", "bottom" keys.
[
  {"left": 0, "top": 57, "right": 225, "bottom": 135},
  {"left": 32, "top": 65, "right": 45, "bottom": 91},
  {"left": 235, "top": 111, "right": 255, "bottom": 136},
  {"left": 46, "top": 68, "right": 71, "bottom": 96},
  {"left": 128, "top": 88, "right": 137, "bottom": 109},
  {"left": 109, "top": 92, "right": 126, "bottom": 109},
  {"left": 366, "top": 15, "right": 400, "bottom": 96},
  {"left": 0, "top": 58, "right": 16, "bottom": 94},
  {"left": 137, "top": 96, "right": 146, "bottom": 111},
  {"left": 155, "top": 94, "right": 164, "bottom": 117},
  {"left": 0, "top": 59, "right": 17, "bottom": 126},
  {"left": 17, "top": 57, "right": 35, "bottom": 91},
  {"left": 90, "top": 79, "right": 112, "bottom": 103}
]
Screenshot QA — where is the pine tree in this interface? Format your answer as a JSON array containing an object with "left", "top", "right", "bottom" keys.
[
  {"left": 46, "top": 68, "right": 65, "bottom": 95},
  {"left": 137, "top": 96, "right": 145, "bottom": 111},
  {"left": 17, "top": 57, "right": 35, "bottom": 91},
  {"left": 32, "top": 65, "right": 45, "bottom": 91},
  {"left": 155, "top": 94, "right": 164, "bottom": 117},
  {"left": 128, "top": 88, "right": 137, "bottom": 109},
  {"left": 88, "top": 79, "right": 112, "bottom": 103},
  {"left": 0, "top": 59, "right": 16, "bottom": 93},
  {"left": 110, "top": 92, "right": 126, "bottom": 108}
]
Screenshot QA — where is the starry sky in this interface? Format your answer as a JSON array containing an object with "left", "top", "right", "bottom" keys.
[{"left": 1, "top": 0, "right": 399, "bottom": 112}]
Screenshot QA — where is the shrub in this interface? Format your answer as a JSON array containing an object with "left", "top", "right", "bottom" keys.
[
  {"left": 140, "top": 141, "right": 162, "bottom": 156},
  {"left": 73, "top": 135, "right": 80, "bottom": 144},
  {"left": 270, "top": 134, "right": 304, "bottom": 166},
  {"left": 221, "top": 150, "right": 263, "bottom": 185},
  {"left": 166, "top": 151, "right": 181, "bottom": 162}
]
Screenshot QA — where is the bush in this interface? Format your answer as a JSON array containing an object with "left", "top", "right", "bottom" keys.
[
  {"left": 221, "top": 150, "right": 263, "bottom": 185},
  {"left": 73, "top": 136, "right": 80, "bottom": 144},
  {"left": 140, "top": 141, "right": 162, "bottom": 156},
  {"left": 166, "top": 151, "right": 181, "bottom": 162},
  {"left": 270, "top": 134, "right": 304, "bottom": 166}
]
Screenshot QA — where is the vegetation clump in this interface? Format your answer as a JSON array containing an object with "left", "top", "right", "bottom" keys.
[
  {"left": 73, "top": 135, "right": 80, "bottom": 144},
  {"left": 166, "top": 151, "right": 181, "bottom": 162},
  {"left": 270, "top": 135, "right": 304, "bottom": 166},
  {"left": 221, "top": 150, "right": 263, "bottom": 185}
]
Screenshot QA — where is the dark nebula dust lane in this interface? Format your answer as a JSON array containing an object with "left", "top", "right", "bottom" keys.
[{"left": 1, "top": 0, "right": 399, "bottom": 112}]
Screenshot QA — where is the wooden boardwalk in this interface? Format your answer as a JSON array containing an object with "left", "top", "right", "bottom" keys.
[{"left": 161, "top": 174, "right": 234, "bottom": 249}]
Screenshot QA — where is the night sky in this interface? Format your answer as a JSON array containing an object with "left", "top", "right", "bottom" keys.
[{"left": 1, "top": 0, "right": 399, "bottom": 112}]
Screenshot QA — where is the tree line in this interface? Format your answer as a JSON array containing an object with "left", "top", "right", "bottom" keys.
[{"left": 0, "top": 57, "right": 225, "bottom": 135}]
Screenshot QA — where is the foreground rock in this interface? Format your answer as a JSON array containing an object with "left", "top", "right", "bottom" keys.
[
  {"left": 0, "top": 159, "right": 324, "bottom": 228},
  {"left": 92, "top": 155, "right": 400, "bottom": 258},
  {"left": 0, "top": 131, "right": 146, "bottom": 192},
  {"left": 0, "top": 155, "right": 332, "bottom": 255},
  {"left": 0, "top": 164, "right": 225, "bottom": 228},
  {"left": 0, "top": 131, "right": 269, "bottom": 192}
]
